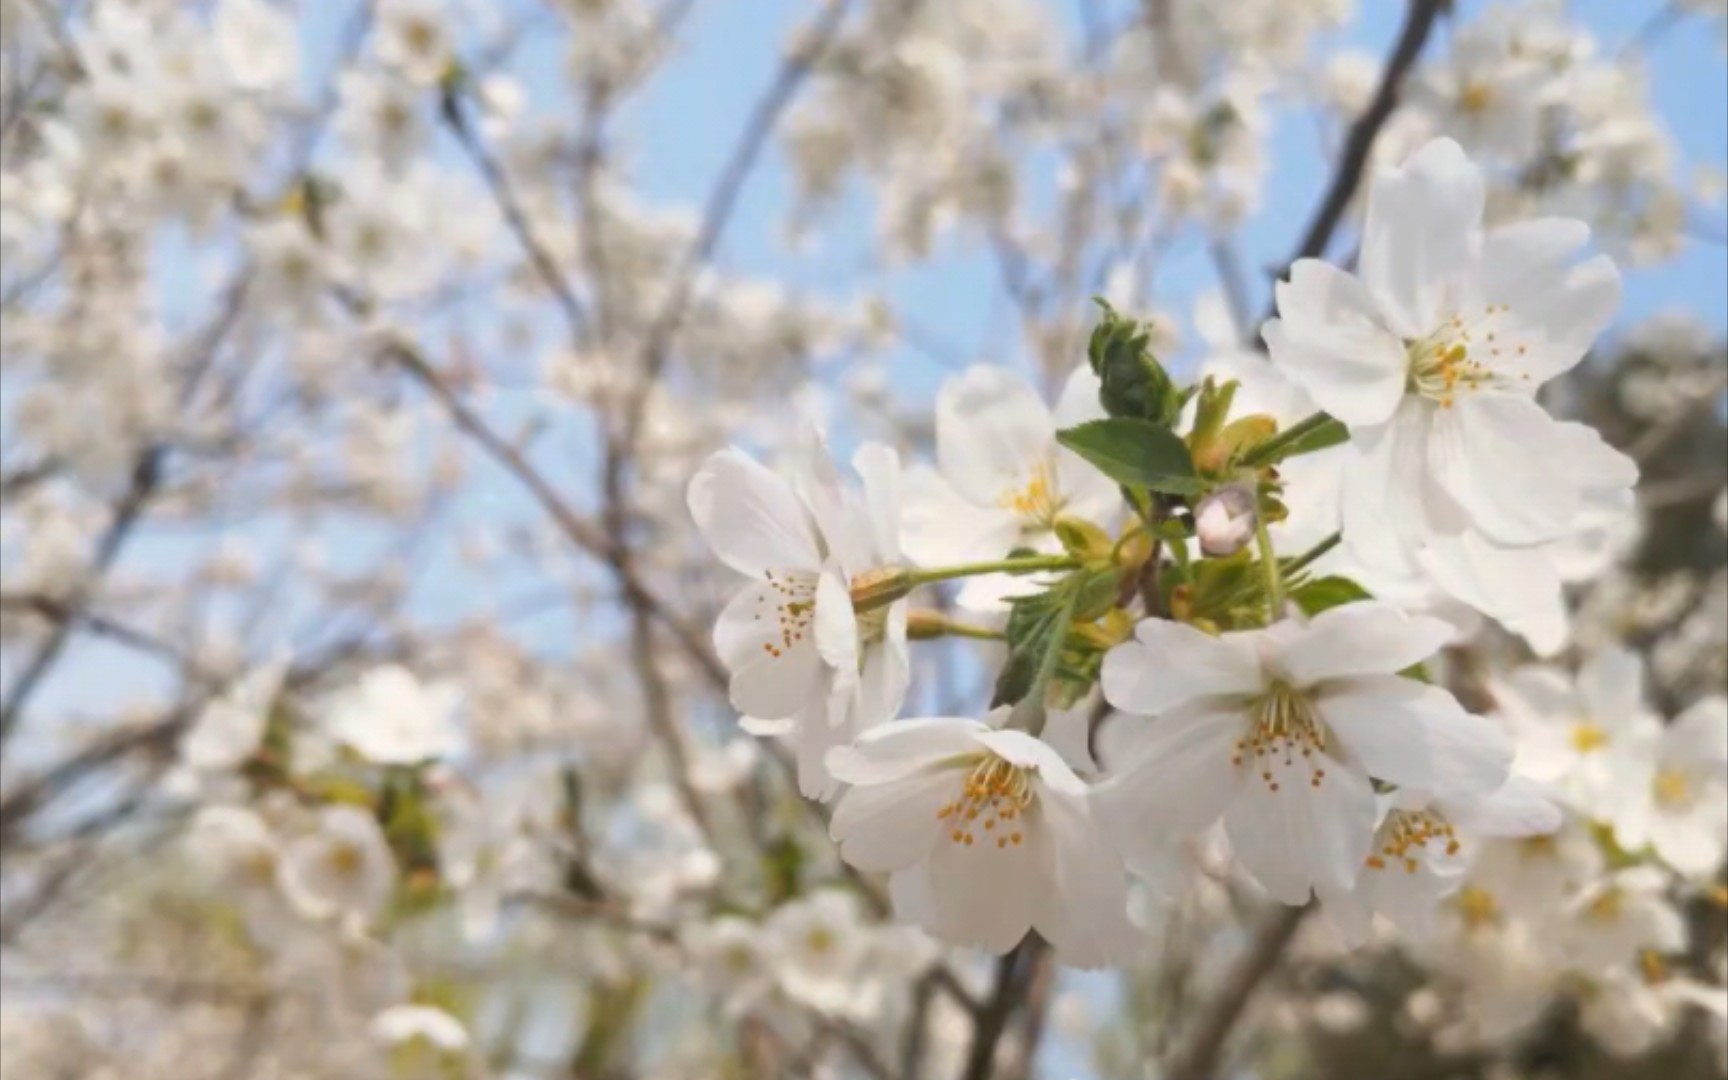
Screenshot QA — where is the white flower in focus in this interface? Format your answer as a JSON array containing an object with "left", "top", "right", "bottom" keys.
[
  {"left": 1323, "top": 775, "right": 1561, "bottom": 944},
  {"left": 1265, "top": 138, "right": 1637, "bottom": 655},
  {"left": 688, "top": 439, "right": 910, "bottom": 798},
  {"left": 1494, "top": 647, "right": 1661, "bottom": 814},
  {"left": 179, "top": 660, "right": 284, "bottom": 773},
  {"left": 1095, "top": 603, "right": 1512, "bottom": 904},
  {"left": 827, "top": 717, "right": 1137, "bottom": 967},
  {"left": 901, "top": 365, "right": 1116, "bottom": 612},
  {"left": 280, "top": 806, "right": 397, "bottom": 927},
  {"left": 324, "top": 664, "right": 462, "bottom": 766}
]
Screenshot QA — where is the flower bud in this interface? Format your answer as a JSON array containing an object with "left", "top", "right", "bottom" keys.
[{"left": 1194, "top": 486, "right": 1258, "bottom": 556}]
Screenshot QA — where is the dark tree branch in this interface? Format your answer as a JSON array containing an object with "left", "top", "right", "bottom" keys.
[{"left": 1263, "top": 0, "right": 1446, "bottom": 331}]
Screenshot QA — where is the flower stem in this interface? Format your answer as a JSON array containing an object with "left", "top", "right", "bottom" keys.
[
  {"left": 906, "top": 611, "right": 1007, "bottom": 641},
  {"left": 1255, "top": 519, "right": 1286, "bottom": 622},
  {"left": 1282, "top": 531, "right": 1341, "bottom": 578},
  {"left": 905, "top": 554, "right": 1082, "bottom": 588}
]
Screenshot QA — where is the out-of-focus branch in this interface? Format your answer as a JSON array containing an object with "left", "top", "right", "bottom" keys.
[
  {"left": 960, "top": 938, "right": 1048, "bottom": 1080},
  {"left": 384, "top": 340, "right": 724, "bottom": 688},
  {"left": 1267, "top": 0, "right": 1445, "bottom": 320},
  {"left": 385, "top": 340, "right": 722, "bottom": 845},
  {"left": 1163, "top": 903, "right": 1311, "bottom": 1080},
  {"left": 619, "top": 0, "right": 855, "bottom": 449},
  {"left": 440, "top": 88, "right": 591, "bottom": 342},
  {"left": 0, "top": 275, "right": 249, "bottom": 753},
  {"left": 0, "top": 446, "right": 163, "bottom": 749}
]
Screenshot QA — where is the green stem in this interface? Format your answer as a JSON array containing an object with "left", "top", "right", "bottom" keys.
[
  {"left": 1239, "top": 411, "right": 1344, "bottom": 468},
  {"left": 906, "top": 613, "right": 1008, "bottom": 642},
  {"left": 906, "top": 554, "right": 1082, "bottom": 588},
  {"left": 1282, "top": 531, "right": 1341, "bottom": 578},
  {"left": 1255, "top": 519, "right": 1286, "bottom": 622}
]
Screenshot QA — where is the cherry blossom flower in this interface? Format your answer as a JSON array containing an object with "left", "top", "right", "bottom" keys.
[
  {"left": 1609, "top": 696, "right": 1728, "bottom": 876},
  {"left": 689, "top": 439, "right": 909, "bottom": 797},
  {"left": 1095, "top": 603, "right": 1512, "bottom": 904},
  {"left": 826, "top": 717, "right": 1137, "bottom": 967},
  {"left": 1561, "top": 866, "right": 1688, "bottom": 972},
  {"left": 1322, "top": 776, "right": 1561, "bottom": 943},
  {"left": 1265, "top": 137, "right": 1638, "bottom": 654},
  {"left": 901, "top": 365, "right": 1115, "bottom": 611},
  {"left": 280, "top": 806, "right": 398, "bottom": 928},
  {"left": 1494, "top": 646, "right": 1662, "bottom": 814}
]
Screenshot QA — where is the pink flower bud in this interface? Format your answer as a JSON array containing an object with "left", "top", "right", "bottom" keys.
[{"left": 1195, "top": 486, "right": 1257, "bottom": 556}]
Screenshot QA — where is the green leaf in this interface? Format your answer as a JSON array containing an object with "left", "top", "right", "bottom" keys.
[
  {"left": 1057, "top": 419, "right": 1203, "bottom": 496},
  {"left": 1291, "top": 575, "right": 1374, "bottom": 616},
  {"left": 1238, "top": 414, "right": 1349, "bottom": 468},
  {"left": 1087, "top": 300, "right": 1184, "bottom": 425}
]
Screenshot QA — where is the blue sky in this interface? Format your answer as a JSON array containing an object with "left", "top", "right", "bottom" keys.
[{"left": 617, "top": 0, "right": 1727, "bottom": 390}]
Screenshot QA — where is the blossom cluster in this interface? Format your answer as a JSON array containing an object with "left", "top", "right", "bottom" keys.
[{"left": 1, "top": 2, "right": 1724, "bottom": 1079}]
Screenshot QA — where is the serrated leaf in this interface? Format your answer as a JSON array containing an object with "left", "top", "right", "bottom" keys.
[
  {"left": 1057, "top": 419, "right": 1201, "bottom": 496},
  {"left": 1292, "top": 575, "right": 1374, "bottom": 616}
]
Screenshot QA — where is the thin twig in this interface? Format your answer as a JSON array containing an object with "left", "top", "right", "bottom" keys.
[{"left": 1163, "top": 903, "right": 1311, "bottom": 1080}]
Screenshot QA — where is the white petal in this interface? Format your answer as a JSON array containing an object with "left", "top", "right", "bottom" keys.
[
  {"left": 1416, "top": 533, "right": 1567, "bottom": 656},
  {"left": 1224, "top": 756, "right": 1377, "bottom": 904},
  {"left": 900, "top": 464, "right": 1022, "bottom": 567},
  {"left": 1264, "top": 261, "right": 1408, "bottom": 425},
  {"left": 825, "top": 718, "right": 988, "bottom": 786},
  {"left": 1092, "top": 703, "right": 1244, "bottom": 874},
  {"left": 1475, "top": 220, "right": 1619, "bottom": 385},
  {"left": 1360, "top": 137, "right": 1484, "bottom": 338},
  {"left": 1051, "top": 363, "right": 1105, "bottom": 428},
  {"left": 813, "top": 571, "right": 858, "bottom": 681},
  {"left": 975, "top": 728, "right": 1086, "bottom": 793},
  {"left": 1430, "top": 396, "right": 1582, "bottom": 546},
  {"left": 923, "top": 812, "right": 1047, "bottom": 953},
  {"left": 1576, "top": 647, "right": 1648, "bottom": 737},
  {"left": 1271, "top": 602, "right": 1453, "bottom": 686},
  {"left": 830, "top": 769, "right": 956, "bottom": 871},
  {"left": 1443, "top": 775, "right": 1562, "bottom": 838},
  {"left": 852, "top": 442, "right": 904, "bottom": 562},
  {"left": 688, "top": 449, "right": 821, "bottom": 577},
  {"left": 1667, "top": 697, "right": 1728, "bottom": 766},
  {"left": 714, "top": 581, "right": 827, "bottom": 720},
  {"left": 851, "top": 604, "right": 910, "bottom": 733},
  {"left": 1101, "top": 620, "right": 1262, "bottom": 716},
  {"left": 935, "top": 366, "right": 1056, "bottom": 506},
  {"left": 1033, "top": 787, "right": 1139, "bottom": 969},
  {"left": 1319, "top": 675, "right": 1511, "bottom": 797}
]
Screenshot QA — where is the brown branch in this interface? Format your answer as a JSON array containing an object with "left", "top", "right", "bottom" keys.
[
  {"left": 960, "top": 938, "right": 1047, "bottom": 1080},
  {"left": 1163, "top": 903, "right": 1311, "bottom": 1080},
  {"left": 1264, "top": 0, "right": 1446, "bottom": 330}
]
